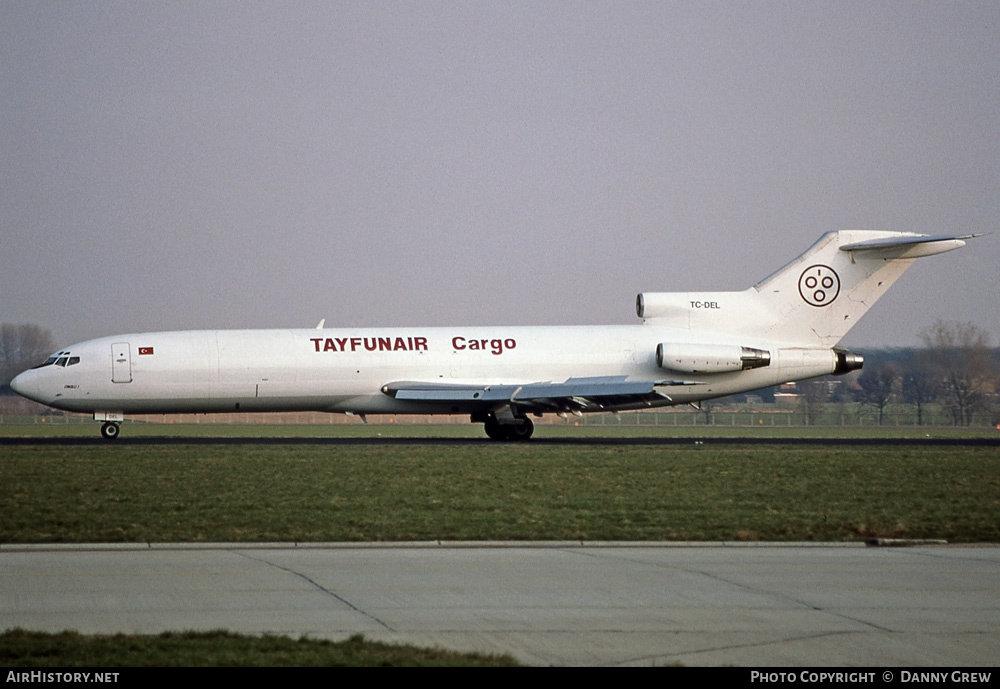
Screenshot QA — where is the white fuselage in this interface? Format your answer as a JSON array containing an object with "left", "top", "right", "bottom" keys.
[
  {"left": 10, "top": 230, "right": 972, "bottom": 440},
  {"left": 10, "top": 326, "right": 838, "bottom": 417}
]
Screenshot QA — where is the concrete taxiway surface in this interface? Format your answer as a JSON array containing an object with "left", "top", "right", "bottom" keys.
[{"left": 2, "top": 543, "right": 998, "bottom": 666}]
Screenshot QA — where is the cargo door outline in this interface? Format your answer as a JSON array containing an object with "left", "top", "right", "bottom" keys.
[{"left": 112, "top": 342, "right": 132, "bottom": 383}]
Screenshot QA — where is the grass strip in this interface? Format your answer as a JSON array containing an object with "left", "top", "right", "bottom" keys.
[
  {"left": 2, "top": 443, "right": 997, "bottom": 543},
  {"left": 0, "top": 630, "right": 521, "bottom": 667}
]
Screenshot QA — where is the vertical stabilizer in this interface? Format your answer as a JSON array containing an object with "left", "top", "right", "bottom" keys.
[{"left": 638, "top": 231, "right": 973, "bottom": 346}]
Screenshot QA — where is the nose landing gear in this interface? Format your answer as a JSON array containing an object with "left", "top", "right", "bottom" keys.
[{"left": 100, "top": 421, "right": 121, "bottom": 440}]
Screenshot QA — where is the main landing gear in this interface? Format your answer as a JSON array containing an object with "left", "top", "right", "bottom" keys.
[
  {"left": 100, "top": 422, "right": 121, "bottom": 440},
  {"left": 481, "top": 414, "right": 534, "bottom": 441}
]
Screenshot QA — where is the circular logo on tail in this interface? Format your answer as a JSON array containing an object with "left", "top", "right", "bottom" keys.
[{"left": 798, "top": 265, "right": 840, "bottom": 307}]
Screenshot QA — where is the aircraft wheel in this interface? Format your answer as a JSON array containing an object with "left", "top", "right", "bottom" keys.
[
  {"left": 483, "top": 416, "right": 506, "bottom": 441},
  {"left": 508, "top": 418, "right": 534, "bottom": 441},
  {"left": 483, "top": 416, "right": 533, "bottom": 441},
  {"left": 100, "top": 422, "right": 121, "bottom": 440}
]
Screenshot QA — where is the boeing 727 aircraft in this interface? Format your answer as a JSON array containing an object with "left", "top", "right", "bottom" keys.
[{"left": 10, "top": 230, "right": 975, "bottom": 440}]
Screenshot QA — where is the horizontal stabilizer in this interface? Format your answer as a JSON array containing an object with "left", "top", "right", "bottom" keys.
[{"left": 840, "top": 233, "right": 979, "bottom": 256}]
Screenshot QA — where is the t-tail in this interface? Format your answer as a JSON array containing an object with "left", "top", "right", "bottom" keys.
[{"left": 637, "top": 230, "right": 976, "bottom": 348}]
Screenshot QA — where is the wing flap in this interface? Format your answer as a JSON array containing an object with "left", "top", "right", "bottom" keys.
[{"left": 382, "top": 375, "right": 702, "bottom": 412}]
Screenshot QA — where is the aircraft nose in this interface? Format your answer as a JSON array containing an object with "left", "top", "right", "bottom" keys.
[
  {"left": 10, "top": 371, "right": 26, "bottom": 395},
  {"left": 9, "top": 370, "right": 43, "bottom": 403}
]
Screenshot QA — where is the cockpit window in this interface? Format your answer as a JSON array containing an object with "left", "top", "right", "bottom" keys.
[{"left": 31, "top": 351, "right": 79, "bottom": 369}]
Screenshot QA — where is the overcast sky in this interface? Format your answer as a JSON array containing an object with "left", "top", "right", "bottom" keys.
[{"left": 3, "top": 1, "right": 998, "bottom": 349}]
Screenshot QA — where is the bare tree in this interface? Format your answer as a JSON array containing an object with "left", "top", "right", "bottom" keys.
[
  {"left": 901, "top": 365, "right": 936, "bottom": 426},
  {"left": 857, "top": 362, "right": 900, "bottom": 425},
  {"left": 0, "top": 323, "right": 55, "bottom": 392},
  {"left": 919, "top": 321, "right": 994, "bottom": 426},
  {"left": 799, "top": 380, "right": 828, "bottom": 426},
  {"left": 697, "top": 399, "right": 716, "bottom": 425}
]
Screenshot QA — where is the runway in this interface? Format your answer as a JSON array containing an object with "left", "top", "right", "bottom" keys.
[
  {"left": 2, "top": 435, "right": 998, "bottom": 447},
  {"left": 2, "top": 543, "right": 998, "bottom": 666}
]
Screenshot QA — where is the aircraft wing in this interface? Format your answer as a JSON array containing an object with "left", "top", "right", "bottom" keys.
[{"left": 381, "top": 375, "right": 702, "bottom": 413}]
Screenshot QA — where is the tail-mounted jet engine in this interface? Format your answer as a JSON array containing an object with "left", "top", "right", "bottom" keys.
[
  {"left": 833, "top": 347, "right": 864, "bottom": 375},
  {"left": 656, "top": 343, "right": 771, "bottom": 374}
]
